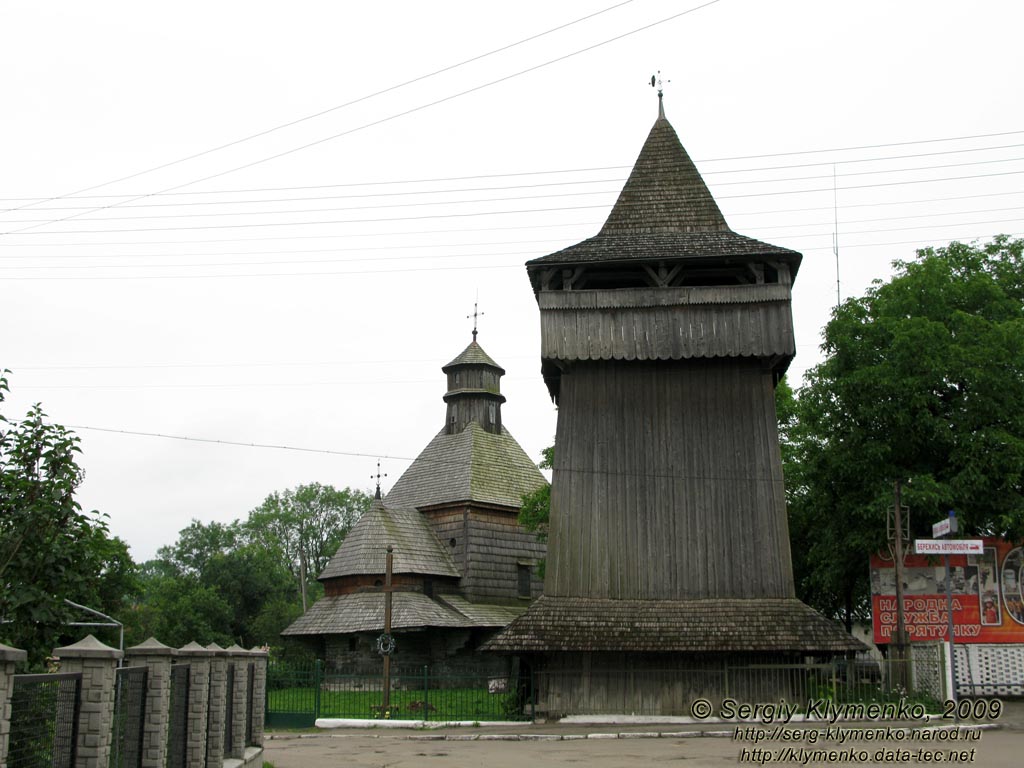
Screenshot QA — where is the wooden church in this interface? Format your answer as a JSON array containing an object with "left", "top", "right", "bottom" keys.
[
  {"left": 485, "top": 94, "right": 862, "bottom": 712},
  {"left": 283, "top": 334, "right": 547, "bottom": 673}
]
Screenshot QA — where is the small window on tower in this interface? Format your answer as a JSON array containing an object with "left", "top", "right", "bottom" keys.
[
  {"left": 488, "top": 402, "right": 496, "bottom": 424},
  {"left": 517, "top": 564, "right": 531, "bottom": 598}
]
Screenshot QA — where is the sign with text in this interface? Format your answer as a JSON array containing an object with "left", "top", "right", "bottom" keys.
[
  {"left": 914, "top": 539, "right": 983, "bottom": 555},
  {"left": 870, "top": 538, "right": 1024, "bottom": 644},
  {"left": 932, "top": 518, "right": 953, "bottom": 538}
]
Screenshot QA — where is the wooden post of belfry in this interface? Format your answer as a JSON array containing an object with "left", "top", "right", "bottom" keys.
[{"left": 382, "top": 545, "right": 394, "bottom": 713}]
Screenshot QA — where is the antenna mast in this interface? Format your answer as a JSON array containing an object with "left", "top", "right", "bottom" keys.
[{"left": 833, "top": 163, "right": 841, "bottom": 308}]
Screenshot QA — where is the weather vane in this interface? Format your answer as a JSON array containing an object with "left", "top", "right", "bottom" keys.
[
  {"left": 650, "top": 70, "right": 670, "bottom": 97},
  {"left": 467, "top": 297, "right": 484, "bottom": 341},
  {"left": 371, "top": 459, "right": 387, "bottom": 499}
]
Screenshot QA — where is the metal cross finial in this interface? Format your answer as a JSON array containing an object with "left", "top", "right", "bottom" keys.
[
  {"left": 650, "top": 71, "right": 670, "bottom": 118},
  {"left": 650, "top": 70, "right": 670, "bottom": 96},
  {"left": 467, "top": 299, "right": 484, "bottom": 341},
  {"left": 371, "top": 459, "right": 387, "bottom": 500}
]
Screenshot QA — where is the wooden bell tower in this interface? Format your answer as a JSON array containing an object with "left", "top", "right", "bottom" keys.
[{"left": 486, "top": 96, "right": 862, "bottom": 713}]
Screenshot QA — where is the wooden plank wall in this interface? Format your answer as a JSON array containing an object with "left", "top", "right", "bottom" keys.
[
  {"left": 465, "top": 508, "right": 545, "bottom": 602},
  {"left": 536, "top": 652, "right": 803, "bottom": 714},
  {"left": 544, "top": 358, "right": 795, "bottom": 601},
  {"left": 424, "top": 506, "right": 545, "bottom": 602},
  {"left": 538, "top": 289, "right": 794, "bottom": 363}
]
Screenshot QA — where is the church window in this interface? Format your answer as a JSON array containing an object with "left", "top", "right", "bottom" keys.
[
  {"left": 517, "top": 564, "right": 531, "bottom": 598},
  {"left": 488, "top": 402, "right": 496, "bottom": 424}
]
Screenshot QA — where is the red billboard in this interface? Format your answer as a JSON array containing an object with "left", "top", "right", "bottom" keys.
[{"left": 870, "top": 538, "right": 1024, "bottom": 644}]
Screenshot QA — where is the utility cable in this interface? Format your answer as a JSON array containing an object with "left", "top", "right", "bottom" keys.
[
  {"left": 3, "top": 131, "right": 1022, "bottom": 205},
  {"left": 7, "top": 168, "right": 1024, "bottom": 236},
  {"left": 2, "top": 0, "right": 722, "bottom": 236},
  {"left": 5, "top": 153, "right": 1024, "bottom": 225},
  {"left": 5, "top": 0, "right": 637, "bottom": 215}
]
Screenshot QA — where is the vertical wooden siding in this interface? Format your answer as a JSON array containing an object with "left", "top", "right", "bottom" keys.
[{"left": 545, "top": 358, "right": 795, "bottom": 600}]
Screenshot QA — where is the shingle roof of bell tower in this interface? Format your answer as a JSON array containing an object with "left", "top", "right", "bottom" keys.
[
  {"left": 526, "top": 102, "right": 801, "bottom": 277},
  {"left": 599, "top": 113, "right": 730, "bottom": 236}
]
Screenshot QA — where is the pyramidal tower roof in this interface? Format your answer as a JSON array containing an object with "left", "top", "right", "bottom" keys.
[
  {"left": 527, "top": 99, "right": 801, "bottom": 277},
  {"left": 599, "top": 105, "right": 730, "bottom": 236},
  {"left": 442, "top": 339, "right": 504, "bottom": 373}
]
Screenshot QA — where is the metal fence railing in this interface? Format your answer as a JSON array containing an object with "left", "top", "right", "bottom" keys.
[
  {"left": 165, "top": 664, "right": 189, "bottom": 768},
  {"left": 109, "top": 666, "right": 147, "bottom": 768},
  {"left": 265, "top": 656, "right": 957, "bottom": 724},
  {"left": 8, "top": 672, "right": 81, "bottom": 768},
  {"left": 533, "top": 657, "right": 946, "bottom": 717},
  {"left": 265, "top": 661, "right": 532, "bottom": 724}
]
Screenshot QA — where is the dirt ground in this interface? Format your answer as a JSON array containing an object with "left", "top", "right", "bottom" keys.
[{"left": 263, "top": 701, "right": 1024, "bottom": 768}]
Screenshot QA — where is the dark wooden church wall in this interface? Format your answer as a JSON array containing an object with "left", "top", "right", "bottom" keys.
[
  {"left": 465, "top": 509, "right": 546, "bottom": 602},
  {"left": 544, "top": 357, "right": 795, "bottom": 601},
  {"left": 536, "top": 652, "right": 803, "bottom": 715},
  {"left": 422, "top": 508, "right": 466, "bottom": 572}
]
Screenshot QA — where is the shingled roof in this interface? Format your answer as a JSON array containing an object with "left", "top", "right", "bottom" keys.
[
  {"left": 385, "top": 423, "right": 546, "bottom": 510},
  {"left": 526, "top": 105, "right": 800, "bottom": 276},
  {"left": 282, "top": 592, "right": 529, "bottom": 637},
  {"left": 483, "top": 596, "right": 865, "bottom": 654},
  {"left": 317, "top": 499, "right": 459, "bottom": 581},
  {"left": 442, "top": 340, "right": 504, "bottom": 373},
  {"left": 281, "top": 592, "right": 469, "bottom": 636}
]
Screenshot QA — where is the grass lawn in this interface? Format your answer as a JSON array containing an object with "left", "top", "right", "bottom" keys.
[{"left": 268, "top": 684, "right": 526, "bottom": 721}]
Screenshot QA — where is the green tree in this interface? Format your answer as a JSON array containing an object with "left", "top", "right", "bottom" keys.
[
  {"left": 788, "top": 236, "right": 1024, "bottom": 627},
  {"left": 244, "top": 483, "right": 369, "bottom": 611},
  {"left": 0, "top": 373, "right": 136, "bottom": 666},
  {"left": 518, "top": 444, "right": 553, "bottom": 543}
]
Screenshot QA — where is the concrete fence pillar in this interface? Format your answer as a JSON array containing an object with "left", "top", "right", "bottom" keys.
[
  {"left": 176, "top": 642, "right": 213, "bottom": 768},
  {"left": 248, "top": 648, "right": 268, "bottom": 747},
  {"left": 124, "top": 637, "right": 176, "bottom": 768},
  {"left": 223, "top": 646, "right": 249, "bottom": 759},
  {"left": 203, "top": 643, "right": 227, "bottom": 768},
  {"left": 53, "top": 634, "right": 123, "bottom": 768},
  {"left": 0, "top": 643, "right": 27, "bottom": 768}
]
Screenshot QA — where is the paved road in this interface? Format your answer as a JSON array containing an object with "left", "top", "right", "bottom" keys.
[{"left": 264, "top": 709, "right": 1024, "bottom": 768}]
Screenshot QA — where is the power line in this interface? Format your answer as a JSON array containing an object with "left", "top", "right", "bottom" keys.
[
  {"left": 0, "top": 188, "right": 623, "bottom": 225},
  {"left": 1, "top": 176, "right": 629, "bottom": 212},
  {"left": 5, "top": 230, "right": 1021, "bottom": 281},
  {"left": 0, "top": 220, "right": 600, "bottom": 249},
  {"left": 3, "top": 132, "right": 1022, "bottom": 205},
  {"left": 4, "top": 191, "right": 1023, "bottom": 257},
  {"left": 60, "top": 423, "right": 794, "bottom": 483},
  {"left": 6, "top": 209, "right": 1024, "bottom": 272},
  {"left": 6, "top": 168, "right": 1024, "bottom": 236},
  {"left": 0, "top": 237, "right": 570, "bottom": 262},
  {"left": 6, "top": 0, "right": 638, "bottom": 214},
  {"left": 5, "top": 153, "right": 1024, "bottom": 226},
  {"left": 3, "top": 0, "right": 723, "bottom": 236}
]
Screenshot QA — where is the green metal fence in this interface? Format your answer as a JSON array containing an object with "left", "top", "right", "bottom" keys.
[{"left": 266, "top": 662, "right": 532, "bottom": 725}]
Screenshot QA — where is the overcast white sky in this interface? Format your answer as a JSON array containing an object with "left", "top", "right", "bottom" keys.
[{"left": 3, "top": 1, "right": 1023, "bottom": 563}]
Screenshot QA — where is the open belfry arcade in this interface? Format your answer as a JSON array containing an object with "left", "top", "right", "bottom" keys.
[{"left": 485, "top": 92, "right": 863, "bottom": 714}]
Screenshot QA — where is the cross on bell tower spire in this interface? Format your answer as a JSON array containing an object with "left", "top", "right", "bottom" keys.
[{"left": 650, "top": 70, "right": 670, "bottom": 119}]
